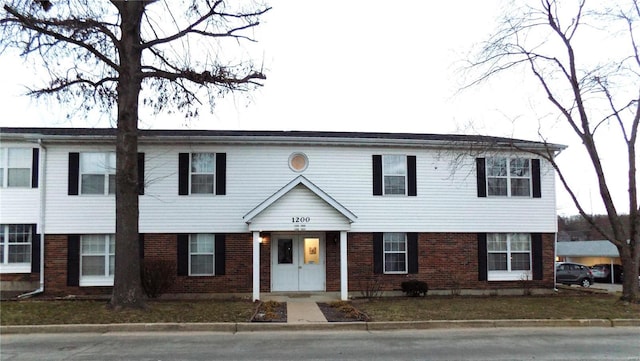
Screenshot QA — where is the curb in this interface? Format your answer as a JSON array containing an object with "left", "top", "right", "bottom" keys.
[{"left": 2, "top": 319, "right": 638, "bottom": 334}]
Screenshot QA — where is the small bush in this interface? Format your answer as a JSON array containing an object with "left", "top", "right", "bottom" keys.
[
  {"left": 141, "top": 259, "right": 176, "bottom": 298},
  {"left": 358, "top": 275, "right": 384, "bottom": 298},
  {"left": 401, "top": 280, "right": 429, "bottom": 297}
]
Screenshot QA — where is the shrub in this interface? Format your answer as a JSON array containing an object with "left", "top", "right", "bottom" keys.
[
  {"left": 358, "top": 275, "right": 384, "bottom": 298},
  {"left": 401, "top": 280, "right": 428, "bottom": 297},
  {"left": 140, "top": 259, "right": 176, "bottom": 298}
]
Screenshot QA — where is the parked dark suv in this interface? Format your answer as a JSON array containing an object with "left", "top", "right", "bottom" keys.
[{"left": 556, "top": 262, "right": 594, "bottom": 287}]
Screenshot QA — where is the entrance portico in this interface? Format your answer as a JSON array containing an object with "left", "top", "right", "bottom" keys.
[{"left": 243, "top": 176, "right": 357, "bottom": 301}]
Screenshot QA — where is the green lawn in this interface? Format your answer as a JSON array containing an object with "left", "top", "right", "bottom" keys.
[
  {"left": 355, "top": 294, "right": 640, "bottom": 321},
  {"left": 1, "top": 294, "right": 638, "bottom": 325}
]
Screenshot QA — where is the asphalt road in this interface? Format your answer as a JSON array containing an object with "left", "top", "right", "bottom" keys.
[{"left": 2, "top": 327, "right": 639, "bottom": 361}]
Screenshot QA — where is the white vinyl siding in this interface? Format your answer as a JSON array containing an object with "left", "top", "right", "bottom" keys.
[
  {"left": 487, "top": 233, "right": 532, "bottom": 281},
  {"left": 80, "top": 234, "right": 114, "bottom": 286},
  {"left": 36, "top": 144, "right": 557, "bottom": 234},
  {"left": 189, "top": 234, "right": 215, "bottom": 276},
  {"left": 383, "top": 232, "right": 407, "bottom": 274},
  {"left": 0, "top": 224, "right": 32, "bottom": 273},
  {"left": 80, "top": 153, "right": 115, "bottom": 195}
]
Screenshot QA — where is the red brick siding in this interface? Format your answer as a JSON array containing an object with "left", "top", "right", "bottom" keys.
[
  {"left": 0, "top": 273, "right": 39, "bottom": 282},
  {"left": 343, "top": 232, "right": 555, "bottom": 292},
  {"left": 42, "top": 232, "right": 555, "bottom": 296}
]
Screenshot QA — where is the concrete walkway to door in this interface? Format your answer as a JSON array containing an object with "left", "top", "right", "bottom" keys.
[
  {"left": 262, "top": 293, "right": 338, "bottom": 324},
  {"left": 286, "top": 302, "right": 327, "bottom": 323}
]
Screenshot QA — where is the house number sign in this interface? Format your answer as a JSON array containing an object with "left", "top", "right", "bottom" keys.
[{"left": 292, "top": 216, "right": 311, "bottom": 223}]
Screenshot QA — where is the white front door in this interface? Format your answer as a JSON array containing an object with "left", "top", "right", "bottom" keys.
[{"left": 271, "top": 233, "right": 325, "bottom": 292}]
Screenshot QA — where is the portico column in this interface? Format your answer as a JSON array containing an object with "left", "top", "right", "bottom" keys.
[
  {"left": 252, "top": 231, "right": 260, "bottom": 301},
  {"left": 340, "top": 231, "right": 348, "bottom": 300}
]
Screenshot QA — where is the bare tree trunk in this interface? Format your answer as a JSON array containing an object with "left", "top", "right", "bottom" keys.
[
  {"left": 109, "top": 2, "right": 145, "bottom": 309},
  {"left": 619, "top": 242, "right": 640, "bottom": 302}
]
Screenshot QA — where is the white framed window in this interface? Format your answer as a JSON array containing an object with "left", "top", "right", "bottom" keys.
[
  {"left": 486, "top": 157, "right": 531, "bottom": 197},
  {"left": 0, "top": 148, "right": 31, "bottom": 188},
  {"left": 190, "top": 153, "right": 215, "bottom": 194},
  {"left": 383, "top": 232, "right": 407, "bottom": 274},
  {"left": 80, "top": 152, "right": 116, "bottom": 195},
  {"left": 487, "top": 233, "right": 532, "bottom": 281},
  {"left": 80, "top": 234, "right": 114, "bottom": 286},
  {"left": 383, "top": 155, "right": 406, "bottom": 195},
  {"left": 0, "top": 224, "right": 32, "bottom": 273},
  {"left": 189, "top": 234, "right": 215, "bottom": 276}
]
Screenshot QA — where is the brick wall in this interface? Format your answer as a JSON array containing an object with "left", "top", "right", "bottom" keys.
[
  {"left": 42, "top": 231, "right": 555, "bottom": 297},
  {"left": 344, "top": 232, "right": 556, "bottom": 293}
]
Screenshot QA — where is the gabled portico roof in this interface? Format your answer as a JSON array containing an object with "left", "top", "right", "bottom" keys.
[{"left": 243, "top": 175, "right": 357, "bottom": 224}]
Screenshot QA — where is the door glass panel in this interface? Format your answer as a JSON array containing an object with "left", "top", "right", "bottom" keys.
[
  {"left": 278, "top": 239, "right": 293, "bottom": 264},
  {"left": 304, "top": 238, "right": 320, "bottom": 265}
]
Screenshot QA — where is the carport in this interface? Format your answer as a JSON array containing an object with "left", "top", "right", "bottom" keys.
[{"left": 556, "top": 240, "right": 620, "bottom": 284}]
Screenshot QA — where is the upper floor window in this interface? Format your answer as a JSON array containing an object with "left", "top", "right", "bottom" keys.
[
  {"left": 0, "top": 148, "right": 32, "bottom": 188},
  {"left": 190, "top": 153, "right": 215, "bottom": 194},
  {"left": 477, "top": 157, "right": 540, "bottom": 198},
  {"left": 383, "top": 232, "right": 407, "bottom": 274},
  {"left": 383, "top": 155, "right": 407, "bottom": 195},
  {"left": 80, "top": 152, "right": 116, "bottom": 195},
  {"left": 372, "top": 155, "right": 417, "bottom": 196},
  {"left": 486, "top": 158, "right": 530, "bottom": 197},
  {"left": 0, "top": 224, "right": 32, "bottom": 270},
  {"left": 178, "top": 152, "right": 226, "bottom": 195},
  {"left": 487, "top": 233, "right": 531, "bottom": 279},
  {"left": 80, "top": 234, "right": 114, "bottom": 286}
]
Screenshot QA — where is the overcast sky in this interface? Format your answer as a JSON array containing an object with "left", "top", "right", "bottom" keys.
[{"left": 0, "top": 1, "right": 632, "bottom": 217}]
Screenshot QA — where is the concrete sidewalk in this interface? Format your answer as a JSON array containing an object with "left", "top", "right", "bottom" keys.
[
  {"left": 3, "top": 318, "right": 639, "bottom": 334},
  {"left": 286, "top": 302, "right": 327, "bottom": 323}
]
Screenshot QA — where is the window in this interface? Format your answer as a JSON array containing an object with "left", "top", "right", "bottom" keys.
[
  {"left": 0, "top": 148, "right": 31, "bottom": 187},
  {"left": 189, "top": 234, "right": 215, "bottom": 275},
  {"left": 80, "top": 234, "right": 114, "bottom": 286},
  {"left": 0, "top": 225, "right": 32, "bottom": 272},
  {"left": 383, "top": 155, "right": 406, "bottom": 195},
  {"left": 486, "top": 157, "right": 531, "bottom": 197},
  {"left": 80, "top": 152, "right": 116, "bottom": 195},
  {"left": 383, "top": 232, "right": 407, "bottom": 273},
  {"left": 190, "top": 153, "right": 215, "bottom": 194},
  {"left": 487, "top": 233, "right": 531, "bottom": 280}
]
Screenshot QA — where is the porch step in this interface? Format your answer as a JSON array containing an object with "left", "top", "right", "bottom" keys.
[{"left": 286, "top": 302, "right": 327, "bottom": 323}]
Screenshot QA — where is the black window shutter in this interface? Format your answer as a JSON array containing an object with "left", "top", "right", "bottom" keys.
[
  {"left": 373, "top": 232, "right": 383, "bottom": 274},
  {"left": 532, "top": 159, "right": 541, "bottom": 198},
  {"left": 139, "top": 233, "right": 145, "bottom": 259},
  {"left": 476, "top": 158, "right": 486, "bottom": 198},
  {"left": 407, "top": 156, "right": 417, "bottom": 196},
  {"left": 407, "top": 232, "right": 419, "bottom": 273},
  {"left": 68, "top": 153, "right": 80, "bottom": 196},
  {"left": 177, "top": 234, "right": 189, "bottom": 276},
  {"left": 477, "top": 233, "right": 487, "bottom": 281},
  {"left": 30, "top": 225, "right": 40, "bottom": 273},
  {"left": 532, "top": 233, "right": 543, "bottom": 280},
  {"left": 31, "top": 148, "right": 39, "bottom": 188},
  {"left": 138, "top": 153, "right": 145, "bottom": 195},
  {"left": 215, "top": 153, "right": 226, "bottom": 195},
  {"left": 215, "top": 234, "right": 226, "bottom": 275},
  {"left": 67, "top": 235, "right": 80, "bottom": 286},
  {"left": 372, "top": 155, "right": 383, "bottom": 196},
  {"left": 178, "top": 153, "right": 189, "bottom": 195}
]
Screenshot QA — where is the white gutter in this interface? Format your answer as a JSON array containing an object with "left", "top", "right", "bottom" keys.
[
  {"left": 553, "top": 233, "right": 558, "bottom": 292},
  {"left": 18, "top": 139, "right": 46, "bottom": 299}
]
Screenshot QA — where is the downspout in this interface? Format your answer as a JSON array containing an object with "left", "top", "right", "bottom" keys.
[
  {"left": 553, "top": 233, "right": 558, "bottom": 292},
  {"left": 18, "top": 139, "right": 46, "bottom": 298}
]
